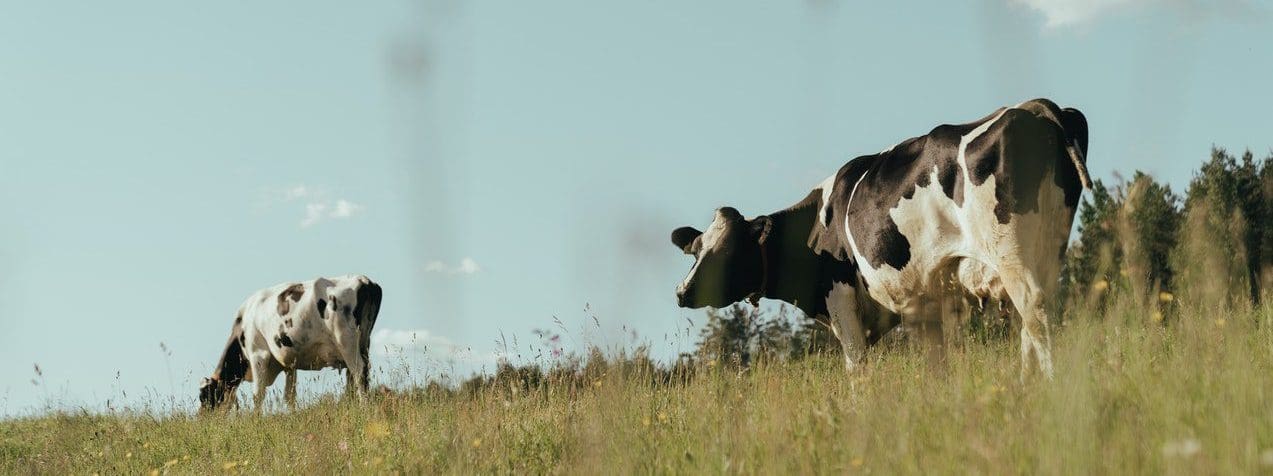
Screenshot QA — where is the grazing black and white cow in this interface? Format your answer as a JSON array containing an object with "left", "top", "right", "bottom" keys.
[
  {"left": 199, "top": 275, "right": 383, "bottom": 410},
  {"left": 672, "top": 98, "right": 1089, "bottom": 377}
]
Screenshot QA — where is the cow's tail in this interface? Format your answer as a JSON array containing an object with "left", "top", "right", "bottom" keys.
[
  {"left": 1059, "top": 107, "right": 1091, "bottom": 190},
  {"left": 1066, "top": 141, "right": 1092, "bottom": 190}
]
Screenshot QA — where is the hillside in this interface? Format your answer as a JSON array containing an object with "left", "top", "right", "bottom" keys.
[{"left": 4, "top": 305, "right": 1271, "bottom": 474}]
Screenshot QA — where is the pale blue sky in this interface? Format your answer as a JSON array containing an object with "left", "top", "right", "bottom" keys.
[{"left": 1, "top": 1, "right": 1269, "bottom": 415}]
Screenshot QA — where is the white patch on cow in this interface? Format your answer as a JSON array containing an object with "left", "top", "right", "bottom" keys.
[
  {"left": 957, "top": 109, "right": 1010, "bottom": 184},
  {"left": 842, "top": 168, "right": 873, "bottom": 273},
  {"left": 816, "top": 173, "right": 837, "bottom": 228},
  {"left": 823, "top": 281, "right": 866, "bottom": 371},
  {"left": 677, "top": 212, "right": 730, "bottom": 295}
]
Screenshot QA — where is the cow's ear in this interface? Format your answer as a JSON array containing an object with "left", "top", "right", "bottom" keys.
[
  {"left": 751, "top": 216, "right": 773, "bottom": 244},
  {"left": 671, "top": 227, "right": 702, "bottom": 255}
]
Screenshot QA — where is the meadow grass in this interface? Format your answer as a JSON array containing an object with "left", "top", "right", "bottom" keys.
[{"left": 3, "top": 304, "right": 1271, "bottom": 475}]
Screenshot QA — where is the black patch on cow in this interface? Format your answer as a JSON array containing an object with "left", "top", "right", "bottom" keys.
[
  {"left": 316, "top": 298, "right": 327, "bottom": 318},
  {"left": 201, "top": 314, "right": 250, "bottom": 410},
  {"left": 354, "top": 280, "right": 383, "bottom": 327},
  {"left": 937, "top": 161, "right": 961, "bottom": 205},
  {"left": 277, "top": 283, "right": 304, "bottom": 316},
  {"left": 842, "top": 154, "right": 912, "bottom": 271},
  {"left": 275, "top": 331, "right": 294, "bottom": 348}
]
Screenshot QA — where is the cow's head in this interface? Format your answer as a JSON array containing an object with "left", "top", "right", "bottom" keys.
[
  {"left": 198, "top": 377, "right": 231, "bottom": 410},
  {"left": 671, "top": 207, "right": 772, "bottom": 309}
]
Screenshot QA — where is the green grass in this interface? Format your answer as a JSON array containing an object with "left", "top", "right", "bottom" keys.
[{"left": 4, "top": 305, "right": 1272, "bottom": 474}]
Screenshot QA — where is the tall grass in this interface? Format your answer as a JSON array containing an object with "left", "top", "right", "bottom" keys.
[{"left": 3, "top": 303, "right": 1270, "bottom": 474}]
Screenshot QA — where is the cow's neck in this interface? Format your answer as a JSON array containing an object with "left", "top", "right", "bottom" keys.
[
  {"left": 212, "top": 319, "right": 250, "bottom": 391},
  {"left": 756, "top": 190, "right": 843, "bottom": 320}
]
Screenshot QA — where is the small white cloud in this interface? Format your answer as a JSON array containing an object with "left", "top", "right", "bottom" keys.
[
  {"left": 1012, "top": 0, "right": 1139, "bottom": 28},
  {"left": 298, "top": 199, "right": 362, "bottom": 228},
  {"left": 1012, "top": 0, "right": 1267, "bottom": 29},
  {"left": 456, "top": 258, "right": 481, "bottom": 275},
  {"left": 264, "top": 184, "right": 364, "bottom": 228},
  {"left": 284, "top": 185, "right": 312, "bottom": 201},
  {"left": 424, "top": 258, "right": 482, "bottom": 275},
  {"left": 301, "top": 202, "right": 329, "bottom": 228},
  {"left": 331, "top": 199, "right": 361, "bottom": 219}
]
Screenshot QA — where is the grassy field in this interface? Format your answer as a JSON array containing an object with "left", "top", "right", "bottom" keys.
[{"left": 3, "top": 304, "right": 1272, "bottom": 475}]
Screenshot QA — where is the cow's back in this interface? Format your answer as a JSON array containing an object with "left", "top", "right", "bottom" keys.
[{"left": 838, "top": 100, "right": 1087, "bottom": 314}]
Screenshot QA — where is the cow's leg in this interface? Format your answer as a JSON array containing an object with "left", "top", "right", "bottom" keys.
[
  {"left": 251, "top": 358, "right": 283, "bottom": 411},
  {"left": 830, "top": 312, "right": 867, "bottom": 372},
  {"left": 337, "top": 336, "right": 368, "bottom": 400},
  {"left": 283, "top": 370, "right": 297, "bottom": 409},
  {"left": 343, "top": 351, "right": 372, "bottom": 394},
  {"left": 999, "top": 267, "right": 1054, "bottom": 380},
  {"left": 910, "top": 294, "right": 947, "bottom": 367},
  {"left": 825, "top": 283, "right": 866, "bottom": 372}
]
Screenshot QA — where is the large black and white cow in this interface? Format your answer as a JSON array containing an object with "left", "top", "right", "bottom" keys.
[
  {"left": 199, "top": 275, "right": 383, "bottom": 410},
  {"left": 671, "top": 99, "right": 1089, "bottom": 377}
]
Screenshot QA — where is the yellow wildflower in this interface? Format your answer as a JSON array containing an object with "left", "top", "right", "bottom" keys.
[
  {"left": 1216, "top": 318, "right": 1227, "bottom": 328},
  {"left": 471, "top": 438, "right": 483, "bottom": 449},
  {"left": 1093, "top": 280, "right": 1109, "bottom": 292},
  {"left": 365, "top": 421, "right": 391, "bottom": 439},
  {"left": 1158, "top": 292, "right": 1174, "bottom": 303},
  {"left": 657, "top": 411, "right": 669, "bottom": 424}
]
